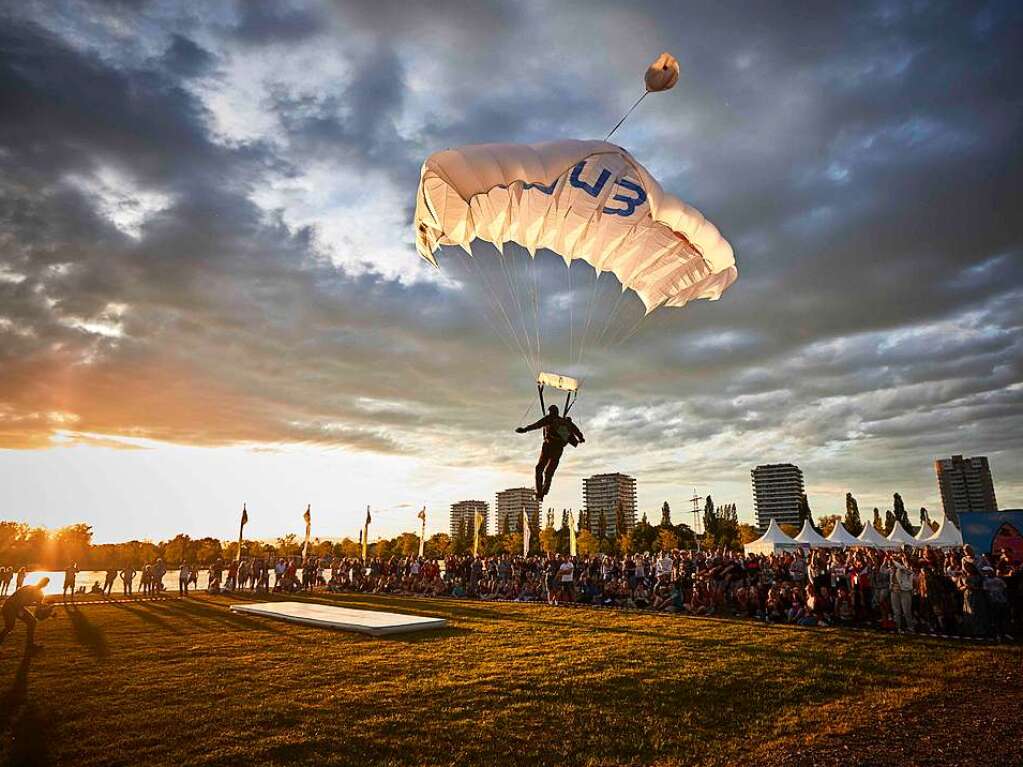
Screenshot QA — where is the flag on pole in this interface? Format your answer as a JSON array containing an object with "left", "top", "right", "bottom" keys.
[
  {"left": 473, "top": 509, "right": 484, "bottom": 557},
  {"left": 417, "top": 507, "right": 427, "bottom": 558},
  {"left": 568, "top": 509, "right": 577, "bottom": 557},
  {"left": 302, "top": 504, "right": 312, "bottom": 561},
  {"left": 362, "top": 506, "right": 371, "bottom": 561},
  {"left": 236, "top": 503, "right": 248, "bottom": 562},
  {"left": 522, "top": 509, "right": 531, "bottom": 556}
]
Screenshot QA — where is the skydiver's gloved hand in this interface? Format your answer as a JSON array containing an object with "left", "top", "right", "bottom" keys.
[{"left": 515, "top": 427, "right": 526, "bottom": 434}]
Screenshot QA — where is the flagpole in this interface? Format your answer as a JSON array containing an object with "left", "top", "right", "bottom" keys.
[
  {"left": 362, "top": 505, "right": 370, "bottom": 561},
  {"left": 302, "top": 504, "right": 311, "bottom": 564},
  {"left": 236, "top": 502, "right": 247, "bottom": 562}
]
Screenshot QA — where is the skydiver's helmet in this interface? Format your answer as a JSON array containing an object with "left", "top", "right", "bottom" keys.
[{"left": 548, "top": 405, "right": 559, "bottom": 416}]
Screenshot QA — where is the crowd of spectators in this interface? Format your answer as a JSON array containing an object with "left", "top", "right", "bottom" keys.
[
  {"left": 322, "top": 545, "right": 1021, "bottom": 640},
  {"left": 4, "top": 545, "right": 1020, "bottom": 640}
]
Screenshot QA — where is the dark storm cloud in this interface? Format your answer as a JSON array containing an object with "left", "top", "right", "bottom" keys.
[{"left": 0, "top": 0, "right": 1020, "bottom": 512}]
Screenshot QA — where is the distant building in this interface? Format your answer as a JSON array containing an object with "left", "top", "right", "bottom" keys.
[
  {"left": 583, "top": 473, "right": 637, "bottom": 536},
  {"left": 450, "top": 500, "right": 489, "bottom": 538},
  {"left": 495, "top": 488, "right": 539, "bottom": 534},
  {"left": 751, "top": 463, "right": 805, "bottom": 530},
  {"left": 935, "top": 455, "right": 998, "bottom": 524}
]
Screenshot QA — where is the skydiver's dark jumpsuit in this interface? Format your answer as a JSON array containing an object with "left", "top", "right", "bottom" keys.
[{"left": 520, "top": 415, "right": 584, "bottom": 501}]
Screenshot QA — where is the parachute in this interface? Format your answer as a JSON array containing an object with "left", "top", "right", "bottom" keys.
[
  {"left": 415, "top": 139, "right": 735, "bottom": 314},
  {"left": 413, "top": 53, "right": 736, "bottom": 396}
]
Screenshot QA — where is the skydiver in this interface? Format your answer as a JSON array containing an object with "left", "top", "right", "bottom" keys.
[{"left": 516, "top": 384, "right": 584, "bottom": 502}]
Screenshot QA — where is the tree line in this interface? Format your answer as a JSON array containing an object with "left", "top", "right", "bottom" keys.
[{"left": 0, "top": 499, "right": 760, "bottom": 569}]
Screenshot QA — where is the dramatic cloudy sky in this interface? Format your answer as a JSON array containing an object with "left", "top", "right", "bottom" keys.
[{"left": 1, "top": 1, "right": 1020, "bottom": 543}]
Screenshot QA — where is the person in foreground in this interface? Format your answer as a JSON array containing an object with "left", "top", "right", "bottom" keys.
[
  {"left": 0, "top": 576, "right": 51, "bottom": 654},
  {"left": 516, "top": 385, "right": 584, "bottom": 502}
]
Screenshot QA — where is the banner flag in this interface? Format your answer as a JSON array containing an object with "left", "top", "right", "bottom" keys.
[
  {"left": 302, "top": 504, "right": 312, "bottom": 561},
  {"left": 362, "top": 505, "right": 371, "bottom": 561},
  {"left": 522, "top": 509, "right": 531, "bottom": 556},
  {"left": 418, "top": 506, "right": 427, "bottom": 558},
  {"left": 569, "top": 509, "right": 577, "bottom": 557},
  {"left": 473, "top": 510, "right": 484, "bottom": 556},
  {"left": 236, "top": 503, "right": 248, "bottom": 562}
]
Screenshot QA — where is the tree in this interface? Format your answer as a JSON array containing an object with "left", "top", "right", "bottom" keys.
[
  {"left": 843, "top": 493, "right": 864, "bottom": 536},
  {"left": 614, "top": 501, "right": 626, "bottom": 538},
  {"left": 797, "top": 494, "right": 815, "bottom": 530},
  {"left": 738, "top": 524, "right": 760, "bottom": 545},
  {"left": 779, "top": 523, "right": 800, "bottom": 538},
  {"left": 703, "top": 495, "right": 718, "bottom": 540},
  {"left": 674, "top": 522, "right": 696, "bottom": 549},
  {"left": 501, "top": 515, "right": 511, "bottom": 536},
  {"left": 630, "top": 517, "right": 658, "bottom": 554},
  {"left": 892, "top": 493, "right": 911, "bottom": 532},
  {"left": 53, "top": 523, "right": 93, "bottom": 567},
  {"left": 817, "top": 514, "right": 842, "bottom": 537},
  {"left": 883, "top": 509, "right": 896, "bottom": 536},
  {"left": 276, "top": 533, "right": 300, "bottom": 556},
  {"left": 872, "top": 508, "right": 883, "bottom": 532},
  {"left": 576, "top": 529, "right": 598, "bottom": 555},
  {"left": 660, "top": 501, "right": 672, "bottom": 527},
  {"left": 539, "top": 526, "right": 557, "bottom": 554},
  {"left": 715, "top": 504, "right": 740, "bottom": 549},
  {"left": 163, "top": 534, "right": 193, "bottom": 564},
  {"left": 657, "top": 528, "right": 680, "bottom": 551},
  {"left": 424, "top": 533, "right": 451, "bottom": 559},
  {"left": 596, "top": 511, "right": 607, "bottom": 541}
]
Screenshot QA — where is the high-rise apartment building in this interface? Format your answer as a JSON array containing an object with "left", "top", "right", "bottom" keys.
[
  {"left": 450, "top": 500, "right": 489, "bottom": 538},
  {"left": 495, "top": 488, "right": 539, "bottom": 534},
  {"left": 751, "top": 463, "right": 805, "bottom": 530},
  {"left": 935, "top": 455, "right": 997, "bottom": 524},
  {"left": 582, "top": 473, "right": 637, "bottom": 536}
]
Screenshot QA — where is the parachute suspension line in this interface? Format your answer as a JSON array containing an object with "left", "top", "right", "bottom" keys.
[
  {"left": 605, "top": 90, "right": 650, "bottom": 142},
  {"left": 525, "top": 250, "right": 543, "bottom": 374},
  {"left": 464, "top": 245, "right": 534, "bottom": 375},
  {"left": 568, "top": 259, "right": 574, "bottom": 369},
  {"left": 452, "top": 252, "right": 519, "bottom": 361},
  {"left": 575, "top": 268, "right": 603, "bottom": 371},
  {"left": 610, "top": 308, "right": 653, "bottom": 349},
  {"left": 530, "top": 250, "right": 543, "bottom": 374},
  {"left": 594, "top": 280, "right": 632, "bottom": 348},
  {"left": 498, "top": 246, "right": 538, "bottom": 374}
]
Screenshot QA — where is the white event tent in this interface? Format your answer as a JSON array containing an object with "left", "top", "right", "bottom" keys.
[
  {"left": 922, "top": 517, "right": 964, "bottom": 549},
  {"left": 887, "top": 521, "right": 919, "bottom": 547},
  {"left": 826, "top": 521, "right": 861, "bottom": 547},
  {"left": 744, "top": 519, "right": 801, "bottom": 555},
  {"left": 794, "top": 520, "right": 838, "bottom": 548},
  {"left": 857, "top": 524, "right": 898, "bottom": 548},
  {"left": 915, "top": 522, "right": 938, "bottom": 543}
]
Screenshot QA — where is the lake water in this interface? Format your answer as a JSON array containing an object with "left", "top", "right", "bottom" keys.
[{"left": 8, "top": 569, "right": 326, "bottom": 597}]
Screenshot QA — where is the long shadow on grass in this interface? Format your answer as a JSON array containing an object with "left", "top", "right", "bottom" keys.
[
  {"left": 159, "top": 598, "right": 289, "bottom": 636},
  {"left": 109, "top": 601, "right": 183, "bottom": 634},
  {"left": 65, "top": 606, "right": 109, "bottom": 659}
]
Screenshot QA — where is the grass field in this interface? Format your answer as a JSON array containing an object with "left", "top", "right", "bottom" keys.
[{"left": 1, "top": 592, "right": 1020, "bottom": 767}]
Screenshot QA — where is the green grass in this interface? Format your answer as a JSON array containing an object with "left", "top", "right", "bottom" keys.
[{"left": 1, "top": 592, "right": 1019, "bottom": 767}]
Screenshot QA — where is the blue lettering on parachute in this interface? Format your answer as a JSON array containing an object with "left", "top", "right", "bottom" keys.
[
  {"left": 569, "top": 161, "right": 611, "bottom": 197},
  {"left": 602, "top": 178, "right": 647, "bottom": 216},
  {"left": 524, "top": 161, "right": 647, "bottom": 217},
  {"left": 523, "top": 178, "right": 559, "bottom": 195}
]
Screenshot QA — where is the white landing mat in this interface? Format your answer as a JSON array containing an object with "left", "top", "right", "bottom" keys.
[{"left": 230, "top": 601, "right": 448, "bottom": 636}]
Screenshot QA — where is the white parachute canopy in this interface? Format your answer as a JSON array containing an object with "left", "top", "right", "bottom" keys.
[{"left": 415, "top": 140, "right": 736, "bottom": 315}]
